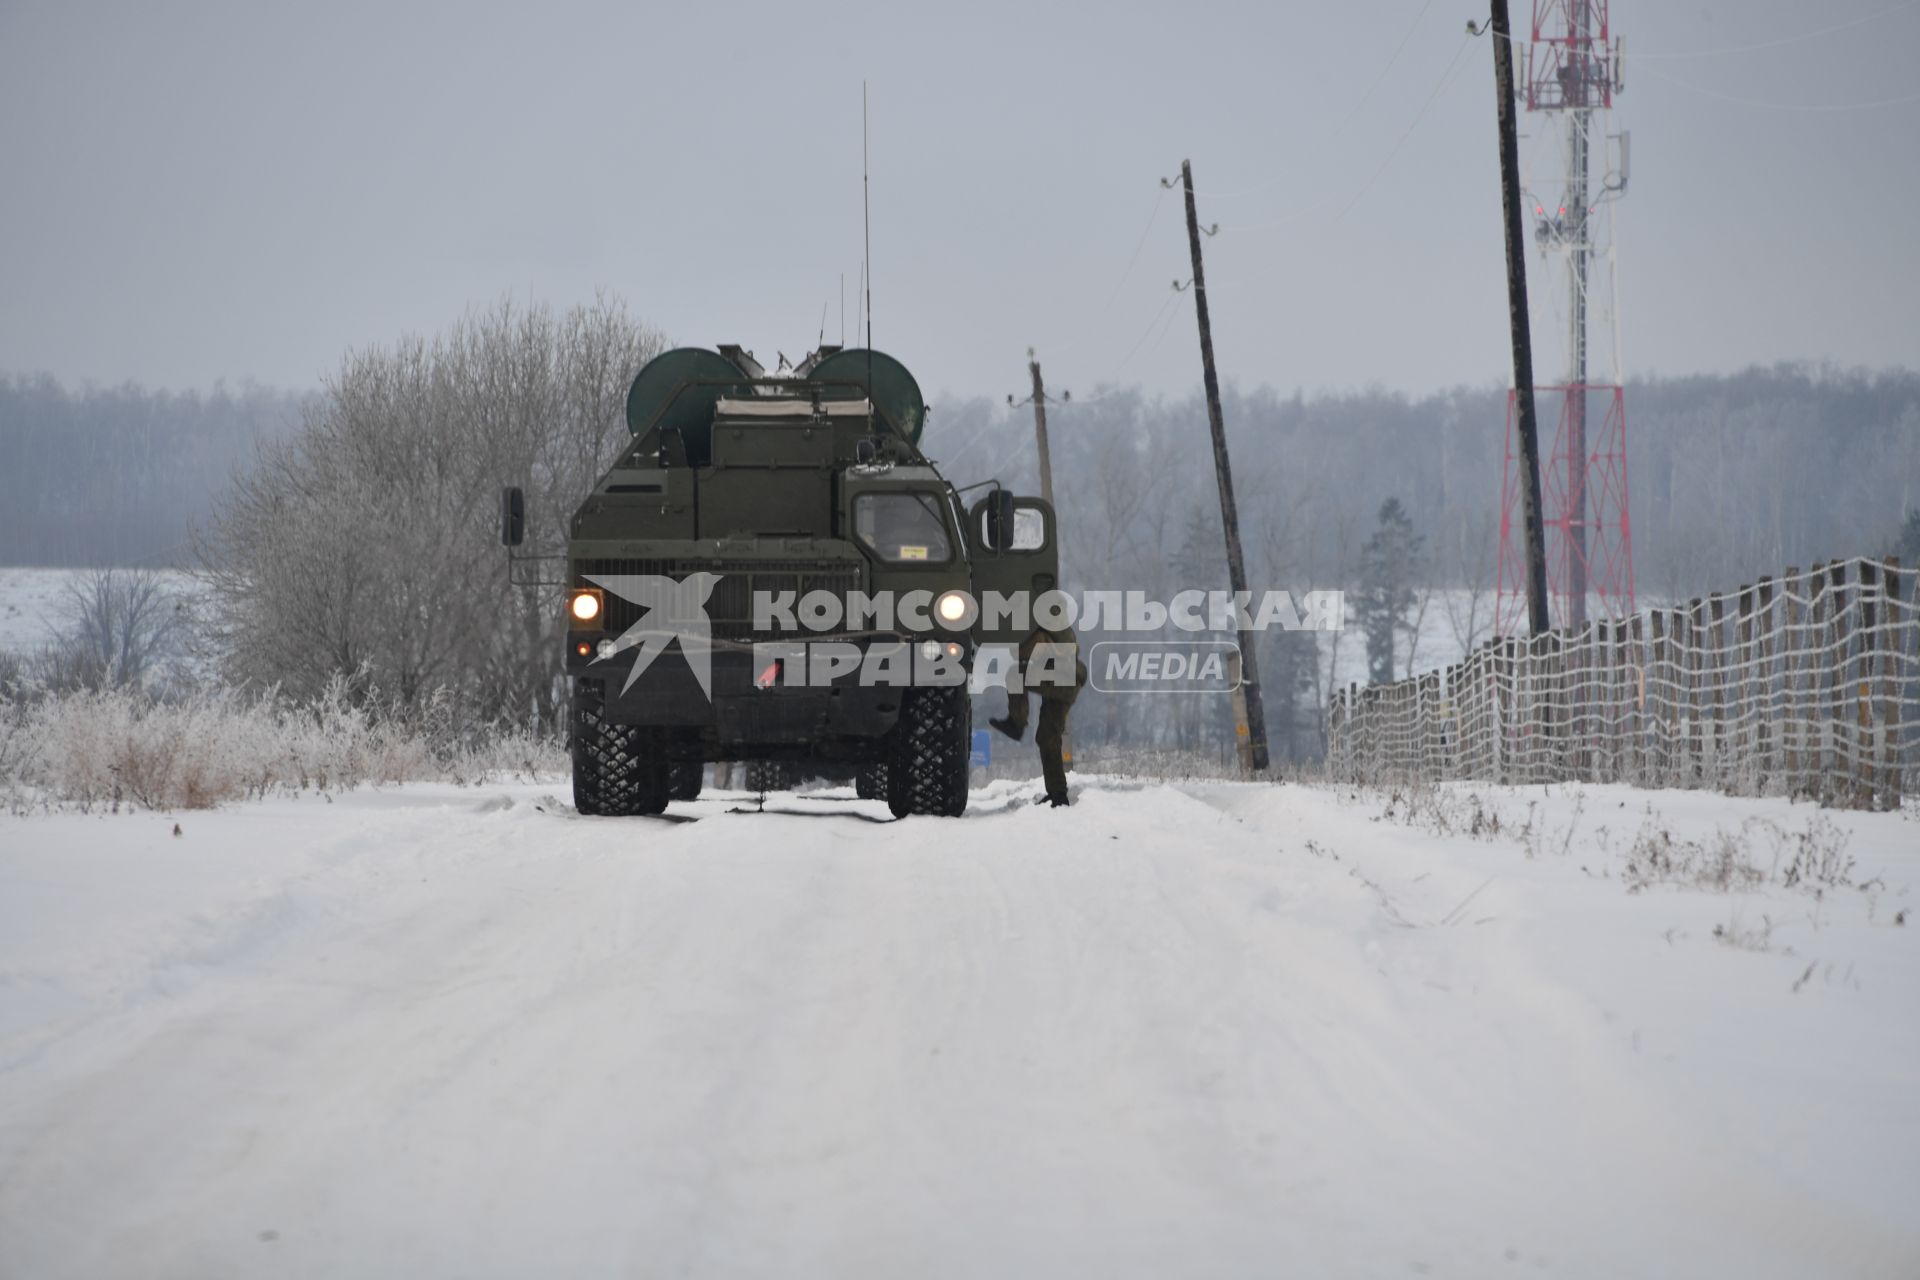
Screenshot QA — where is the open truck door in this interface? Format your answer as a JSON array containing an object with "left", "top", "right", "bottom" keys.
[{"left": 966, "top": 493, "right": 1059, "bottom": 648}]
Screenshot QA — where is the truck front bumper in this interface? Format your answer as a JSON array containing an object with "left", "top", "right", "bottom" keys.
[{"left": 568, "top": 634, "right": 969, "bottom": 745}]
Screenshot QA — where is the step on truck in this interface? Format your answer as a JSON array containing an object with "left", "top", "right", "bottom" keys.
[{"left": 501, "top": 345, "right": 1059, "bottom": 819}]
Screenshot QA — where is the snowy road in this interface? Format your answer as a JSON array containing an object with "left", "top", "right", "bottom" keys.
[{"left": 2, "top": 780, "right": 1915, "bottom": 1278}]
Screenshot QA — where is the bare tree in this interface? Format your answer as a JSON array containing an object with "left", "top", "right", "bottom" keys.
[
  {"left": 1440, "top": 508, "right": 1498, "bottom": 660},
  {"left": 35, "top": 568, "right": 182, "bottom": 690},
  {"left": 202, "top": 295, "right": 666, "bottom": 726}
]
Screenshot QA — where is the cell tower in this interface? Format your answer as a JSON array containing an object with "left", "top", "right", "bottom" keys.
[{"left": 1495, "top": 0, "right": 1634, "bottom": 634}]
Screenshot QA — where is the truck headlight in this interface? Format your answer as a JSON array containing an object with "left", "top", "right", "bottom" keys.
[
  {"left": 934, "top": 590, "right": 975, "bottom": 628},
  {"left": 569, "top": 589, "right": 603, "bottom": 623}
]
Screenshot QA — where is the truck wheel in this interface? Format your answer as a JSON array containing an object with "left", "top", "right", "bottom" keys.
[
  {"left": 855, "top": 761, "right": 888, "bottom": 801},
  {"left": 669, "top": 761, "right": 704, "bottom": 802},
  {"left": 745, "top": 760, "right": 787, "bottom": 793},
  {"left": 886, "top": 685, "right": 970, "bottom": 818},
  {"left": 572, "top": 694, "right": 669, "bottom": 816}
]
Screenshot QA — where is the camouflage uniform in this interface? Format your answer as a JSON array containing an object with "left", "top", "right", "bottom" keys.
[{"left": 996, "top": 625, "right": 1087, "bottom": 805}]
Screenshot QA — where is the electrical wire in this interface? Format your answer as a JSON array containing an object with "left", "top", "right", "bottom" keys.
[
  {"left": 1098, "top": 289, "right": 1187, "bottom": 390},
  {"left": 1103, "top": 186, "right": 1171, "bottom": 310},
  {"left": 1330, "top": 32, "right": 1476, "bottom": 222},
  {"left": 1204, "top": 32, "right": 1476, "bottom": 297},
  {"left": 1633, "top": 1, "right": 1918, "bottom": 60},
  {"left": 1636, "top": 61, "right": 1920, "bottom": 112},
  {"left": 1190, "top": 0, "right": 1440, "bottom": 201},
  {"left": 1215, "top": 29, "right": 1474, "bottom": 237}
]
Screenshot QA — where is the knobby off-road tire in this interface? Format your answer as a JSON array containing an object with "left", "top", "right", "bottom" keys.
[
  {"left": 572, "top": 692, "right": 669, "bottom": 817},
  {"left": 668, "top": 761, "right": 704, "bottom": 802},
  {"left": 855, "top": 761, "right": 888, "bottom": 801},
  {"left": 745, "top": 760, "right": 798, "bottom": 793},
  {"left": 886, "top": 685, "right": 970, "bottom": 818}
]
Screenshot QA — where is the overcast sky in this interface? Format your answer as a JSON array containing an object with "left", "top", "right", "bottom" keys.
[{"left": 2, "top": 0, "right": 1915, "bottom": 400}]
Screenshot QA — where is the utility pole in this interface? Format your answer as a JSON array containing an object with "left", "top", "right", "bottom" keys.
[
  {"left": 1026, "top": 349, "right": 1055, "bottom": 508},
  {"left": 1178, "top": 158, "right": 1270, "bottom": 772},
  {"left": 1490, "top": 0, "right": 1552, "bottom": 637},
  {"left": 1010, "top": 350, "right": 1069, "bottom": 769}
]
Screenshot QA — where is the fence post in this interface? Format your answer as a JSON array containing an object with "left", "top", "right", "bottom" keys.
[
  {"left": 1735, "top": 586, "right": 1755, "bottom": 793},
  {"left": 1474, "top": 644, "right": 1489, "bottom": 775},
  {"left": 1705, "top": 594, "right": 1726, "bottom": 790},
  {"left": 1857, "top": 559, "right": 1881, "bottom": 805},
  {"left": 1882, "top": 557, "right": 1907, "bottom": 807},
  {"left": 1813, "top": 561, "right": 1836, "bottom": 802},
  {"left": 1611, "top": 618, "right": 1630, "bottom": 784},
  {"left": 1674, "top": 603, "right": 1689, "bottom": 782},
  {"left": 1584, "top": 620, "right": 1601, "bottom": 781},
  {"left": 1797, "top": 564, "right": 1812, "bottom": 802},
  {"left": 1533, "top": 631, "right": 1554, "bottom": 785},
  {"left": 1645, "top": 610, "right": 1665, "bottom": 785},
  {"left": 1774, "top": 568, "right": 1789, "bottom": 790},
  {"left": 1491, "top": 640, "right": 1508, "bottom": 783},
  {"left": 1754, "top": 576, "right": 1776, "bottom": 791},
  {"left": 1590, "top": 620, "right": 1606, "bottom": 782},
  {"left": 1625, "top": 614, "right": 1645, "bottom": 784},
  {"left": 1601, "top": 619, "right": 1621, "bottom": 783},
  {"left": 1561, "top": 626, "right": 1578, "bottom": 780},
  {"left": 1816, "top": 560, "right": 1843, "bottom": 801},
  {"left": 1828, "top": 559, "right": 1856, "bottom": 805}
]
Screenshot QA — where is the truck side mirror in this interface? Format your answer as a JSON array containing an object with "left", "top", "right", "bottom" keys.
[
  {"left": 500, "top": 486, "right": 526, "bottom": 547},
  {"left": 984, "top": 489, "right": 1017, "bottom": 551}
]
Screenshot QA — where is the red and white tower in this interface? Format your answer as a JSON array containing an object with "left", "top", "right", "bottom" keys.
[{"left": 1495, "top": 0, "right": 1634, "bottom": 634}]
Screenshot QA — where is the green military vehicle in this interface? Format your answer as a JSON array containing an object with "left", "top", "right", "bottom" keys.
[{"left": 501, "top": 344, "right": 1059, "bottom": 819}]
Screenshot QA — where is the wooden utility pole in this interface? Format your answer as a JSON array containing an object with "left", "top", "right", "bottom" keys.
[
  {"left": 1016, "top": 349, "right": 1068, "bottom": 769},
  {"left": 1026, "top": 350, "right": 1056, "bottom": 507},
  {"left": 1490, "top": 0, "right": 1552, "bottom": 637},
  {"left": 1179, "top": 158, "right": 1270, "bottom": 772}
]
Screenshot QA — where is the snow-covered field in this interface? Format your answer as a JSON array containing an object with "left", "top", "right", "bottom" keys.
[
  {"left": 0, "top": 567, "right": 201, "bottom": 658},
  {"left": 0, "top": 568, "right": 86, "bottom": 656},
  {"left": 1, "top": 777, "right": 1913, "bottom": 1278}
]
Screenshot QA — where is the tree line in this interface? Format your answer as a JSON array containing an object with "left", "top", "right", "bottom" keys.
[{"left": 4, "top": 305, "right": 1915, "bottom": 759}]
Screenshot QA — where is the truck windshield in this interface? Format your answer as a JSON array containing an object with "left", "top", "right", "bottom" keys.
[{"left": 853, "top": 492, "right": 952, "bottom": 563}]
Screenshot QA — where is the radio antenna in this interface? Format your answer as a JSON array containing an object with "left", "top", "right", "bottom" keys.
[{"left": 862, "top": 81, "right": 874, "bottom": 419}]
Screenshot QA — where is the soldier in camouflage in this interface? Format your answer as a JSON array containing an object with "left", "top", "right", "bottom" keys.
[{"left": 989, "top": 624, "right": 1087, "bottom": 807}]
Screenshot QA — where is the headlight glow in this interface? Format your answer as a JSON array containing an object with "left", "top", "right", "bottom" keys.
[
  {"left": 935, "top": 590, "right": 974, "bottom": 627},
  {"left": 570, "top": 591, "right": 602, "bottom": 623}
]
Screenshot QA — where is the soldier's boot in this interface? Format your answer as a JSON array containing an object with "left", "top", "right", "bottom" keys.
[
  {"left": 990, "top": 693, "right": 1029, "bottom": 742},
  {"left": 1036, "top": 698, "right": 1071, "bottom": 807}
]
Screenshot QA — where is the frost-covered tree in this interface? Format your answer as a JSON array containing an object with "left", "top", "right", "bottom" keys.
[
  {"left": 1887, "top": 508, "right": 1920, "bottom": 564},
  {"left": 202, "top": 295, "right": 666, "bottom": 726},
  {"left": 24, "top": 568, "right": 183, "bottom": 692}
]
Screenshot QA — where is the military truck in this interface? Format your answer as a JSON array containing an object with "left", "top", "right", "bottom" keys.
[{"left": 501, "top": 345, "right": 1059, "bottom": 819}]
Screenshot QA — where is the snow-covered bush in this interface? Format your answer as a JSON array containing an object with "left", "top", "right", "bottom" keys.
[{"left": 0, "top": 680, "right": 565, "bottom": 813}]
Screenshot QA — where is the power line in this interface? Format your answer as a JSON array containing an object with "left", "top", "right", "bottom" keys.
[
  {"left": 1330, "top": 32, "right": 1475, "bottom": 221},
  {"left": 1637, "top": 61, "right": 1920, "bottom": 112},
  {"left": 1206, "top": 32, "right": 1476, "bottom": 296},
  {"left": 1216, "top": 29, "right": 1474, "bottom": 236},
  {"left": 1634, "top": 1, "right": 1918, "bottom": 60},
  {"left": 1103, "top": 186, "right": 1171, "bottom": 310},
  {"left": 1069, "top": 288, "right": 1187, "bottom": 401},
  {"left": 1190, "top": 0, "right": 1440, "bottom": 201}
]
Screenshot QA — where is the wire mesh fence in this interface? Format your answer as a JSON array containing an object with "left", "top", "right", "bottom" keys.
[{"left": 1327, "top": 556, "right": 1917, "bottom": 809}]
